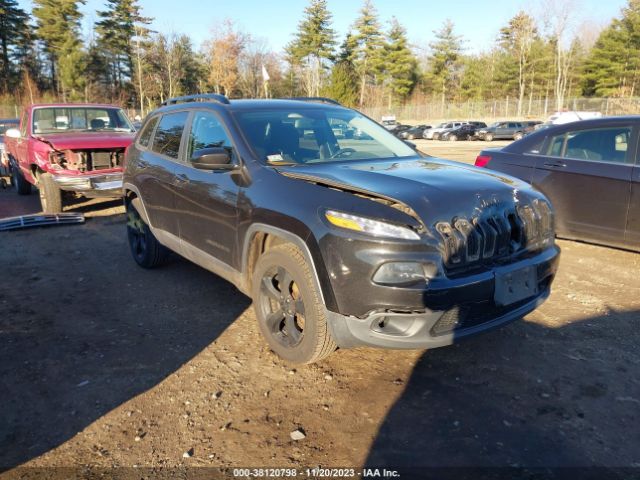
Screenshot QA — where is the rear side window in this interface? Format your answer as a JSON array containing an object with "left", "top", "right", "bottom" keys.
[
  {"left": 137, "top": 116, "right": 159, "bottom": 148},
  {"left": 151, "top": 112, "right": 189, "bottom": 159},
  {"left": 547, "top": 126, "right": 632, "bottom": 164}
]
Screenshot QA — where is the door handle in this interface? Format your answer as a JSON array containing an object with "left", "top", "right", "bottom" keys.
[{"left": 543, "top": 161, "right": 567, "bottom": 168}]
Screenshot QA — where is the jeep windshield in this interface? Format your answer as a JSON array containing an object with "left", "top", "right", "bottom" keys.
[
  {"left": 32, "top": 107, "right": 134, "bottom": 134},
  {"left": 235, "top": 108, "right": 417, "bottom": 165}
]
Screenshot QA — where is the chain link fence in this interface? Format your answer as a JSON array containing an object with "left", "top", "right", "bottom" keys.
[{"left": 361, "top": 97, "right": 640, "bottom": 123}]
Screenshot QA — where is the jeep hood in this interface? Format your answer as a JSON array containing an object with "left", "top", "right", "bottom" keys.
[
  {"left": 277, "top": 157, "right": 540, "bottom": 226},
  {"left": 34, "top": 131, "right": 135, "bottom": 150}
]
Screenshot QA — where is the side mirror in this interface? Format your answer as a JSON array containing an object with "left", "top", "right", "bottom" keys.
[
  {"left": 5, "top": 128, "right": 21, "bottom": 139},
  {"left": 191, "top": 147, "right": 235, "bottom": 170}
]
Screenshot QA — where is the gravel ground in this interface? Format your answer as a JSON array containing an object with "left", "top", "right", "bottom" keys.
[{"left": 1, "top": 142, "right": 639, "bottom": 476}]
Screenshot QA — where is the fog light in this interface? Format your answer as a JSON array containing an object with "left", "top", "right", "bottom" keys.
[{"left": 373, "top": 262, "right": 430, "bottom": 286}]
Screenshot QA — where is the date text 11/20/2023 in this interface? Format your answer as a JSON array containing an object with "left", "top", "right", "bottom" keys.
[{"left": 232, "top": 468, "right": 400, "bottom": 478}]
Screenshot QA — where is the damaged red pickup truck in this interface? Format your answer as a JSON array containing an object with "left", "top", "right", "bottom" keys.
[{"left": 4, "top": 104, "right": 135, "bottom": 213}]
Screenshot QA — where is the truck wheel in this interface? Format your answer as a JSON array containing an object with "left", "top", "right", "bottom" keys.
[
  {"left": 126, "top": 201, "right": 169, "bottom": 268},
  {"left": 252, "top": 243, "right": 337, "bottom": 364},
  {"left": 485, "top": 133, "right": 494, "bottom": 142},
  {"left": 38, "top": 173, "right": 62, "bottom": 213},
  {"left": 11, "top": 165, "right": 32, "bottom": 195}
]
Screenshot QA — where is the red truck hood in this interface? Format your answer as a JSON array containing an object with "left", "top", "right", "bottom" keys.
[{"left": 35, "top": 131, "right": 135, "bottom": 150}]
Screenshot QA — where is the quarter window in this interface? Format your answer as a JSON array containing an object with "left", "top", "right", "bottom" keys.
[
  {"left": 137, "top": 116, "right": 159, "bottom": 148},
  {"left": 186, "top": 111, "right": 233, "bottom": 160},
  {"left": 547, "top": 127, "right": 632, "bottom": 164},
  {"left": 151, "top": 112, "right": 189, "bottom": 159}
]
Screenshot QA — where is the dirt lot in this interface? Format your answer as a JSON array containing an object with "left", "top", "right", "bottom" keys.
[{"left": 1, "top": 142, "right": 639, "bottom": 477}]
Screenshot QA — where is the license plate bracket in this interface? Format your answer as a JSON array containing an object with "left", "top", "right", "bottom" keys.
[{"left": 494, "top": 265, "right": 538, "bottom": 306}]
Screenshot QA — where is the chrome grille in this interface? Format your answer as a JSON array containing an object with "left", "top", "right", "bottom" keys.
[{"left": 436, "top": 200, "right": 553, "bottom": 267}]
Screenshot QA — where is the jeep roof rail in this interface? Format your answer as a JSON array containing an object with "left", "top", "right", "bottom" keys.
[
  {"left": 161, "top": 93, "right": 230, "bottom": 106},
  {"left": 283, "top": 97, "right": 342, "bottom": 106}
]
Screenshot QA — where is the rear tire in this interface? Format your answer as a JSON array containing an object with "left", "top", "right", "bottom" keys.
[
  {"left": 11, "top": 164, "right": 32, "bottom": 195},
  {"left": 126, "top": 201, "right": 169, "bottom": 268},
  {"left": 252, "top": 243, "right": 337, "bottom": 364},
  {"left": 514, "top": 132, "right": 524, "bottom": 141},
  {"left": 38, "top": 173, "right": 62, "bottom": 214}
]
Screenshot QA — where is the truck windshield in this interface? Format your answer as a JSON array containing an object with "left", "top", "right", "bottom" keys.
[
  {"left": 32, "top": 107, "right": 134, "bottom": 134},
  {"left": 235, "top": 108, "right": 417, "bottom": 165}
]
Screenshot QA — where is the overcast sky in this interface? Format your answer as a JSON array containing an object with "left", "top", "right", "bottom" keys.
[{"left": 18, "top": 0, "right": 627, "bottom": 54}]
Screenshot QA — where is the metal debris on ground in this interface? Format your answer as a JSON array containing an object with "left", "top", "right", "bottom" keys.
[{"left": 0, "top": 212, "right": 85, "bottom": 231}]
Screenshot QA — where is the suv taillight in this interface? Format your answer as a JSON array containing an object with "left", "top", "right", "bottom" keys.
[{"left": 475, "top": 155, "right": 492, "bottom": 168}]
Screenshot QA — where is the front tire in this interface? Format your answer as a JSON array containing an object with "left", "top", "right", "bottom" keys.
[
  {"left": 11, "top": 164, "right": 32, "bottom": 195},
  {"left": 252, "top": 243, "right": 337, "bottom": 364},
  {"left": 449, "top": 134, "right": 458, "bottom": 142},
  {"left": 126, "top": 201, "right": 169, "bottom": 268},
  {"left": 485, "top": 133, "right": 494, "bottom": 142},
  {"left": 38, "top": 173, "right": 62, "bottom": 214}
]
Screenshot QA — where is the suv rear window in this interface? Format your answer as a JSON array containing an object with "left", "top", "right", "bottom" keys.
[{"left": 151, "top": 112, "right": 189, "bottom": 159}]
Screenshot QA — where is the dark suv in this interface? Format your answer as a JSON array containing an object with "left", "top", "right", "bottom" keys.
[
  {"left": 476, "top": 121, "right": 526, "bottom": 141},
  {"left": 123, "top": 94, "right": 560, "bottom": 364}
]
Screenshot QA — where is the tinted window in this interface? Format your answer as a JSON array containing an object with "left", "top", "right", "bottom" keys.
[
  {"left": 152, "top": 112, "right": 189, "bottom": 159},
  {"left": 187, "top": 111, "right": 233, "bottom": 160},
  {"left": 548, "top": 127, "right": 632, "bottom": 164},
  {"left": 137, "top": 116, "right": 159, "bottom": 148}
]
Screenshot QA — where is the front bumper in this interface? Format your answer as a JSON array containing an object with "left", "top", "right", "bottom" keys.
[
  {"left": 52, "top": 172, "right": 123, "bottom": 197},
  {"left": 325, "top": 246, "right": 559, "bottom": 350}
]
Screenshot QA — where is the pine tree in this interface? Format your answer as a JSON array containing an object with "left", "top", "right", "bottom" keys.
[
  {"left": 351, "top": 0, "right": 385, "bottom": 106},
  {"left": 382, "top": 17, "right": 417, "bottom": 105},
  {"left": 427, "top": 20, "right": 464, "bottom": 110},
  {"left": 324, "top": 36, "right": 359, "bottom": 106},
  {"left": 0, "top": 0, "right": 30, "bottom": 92},
  {"left": 95, "top": 0, "right": 151, "bottom": 91},
  {"left": 286, "top": 0, "right": 336, "bottom": 96},
  {"left": 32, "top": 0, "right": 85, "bottom": 94},
  {"left": 582, "top": 0, "right": 640, "bottom": 97}
]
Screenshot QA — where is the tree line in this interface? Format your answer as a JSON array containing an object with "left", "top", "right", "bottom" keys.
[{"left": 0, "top": 0, "right": 639, "bottom": 115}]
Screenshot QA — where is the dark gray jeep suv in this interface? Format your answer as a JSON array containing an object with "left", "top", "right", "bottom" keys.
[{"left": 123, "top": 94, "right": 560, "bottom": 364}]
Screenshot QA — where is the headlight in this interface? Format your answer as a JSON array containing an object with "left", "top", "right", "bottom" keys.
[{"left": 325, "top": 210, "right": 420, "bottom": 240}]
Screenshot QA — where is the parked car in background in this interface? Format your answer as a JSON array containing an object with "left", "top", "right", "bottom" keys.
[
  {"left": 4, "top": 103, "right": 135, "bottom": 213},
  {"left": 545, "top": 111, "right": 602, "bottom": 125},
  {"left": 467, "top": 121, "right": 488, "bottom": 129},
  {"left": 381, "top": 115, "right": 398, "bottom": 130},
  {"left": 425, "top": 121, "right": 467, "bottom": 140},
  {"left": 523, "top": 120, "right": 542, "bottom": 134},
  {"left": 476, "top": 121, "right": 526, "bottom": 141},
  {"left": 398, "top": 124, "right": 431, "bottom": 140},
  {"left": 440, "top": 124, "right": 480, "bottom": 141},
  {"left": 124, "top": 94, "right": 559, "bottom": 364},
  {"left": 475, "top": 116, "right": 640, "bottom": 251},
  {"left": 389, "top": 124, "right": 412, "bottom": 136}
]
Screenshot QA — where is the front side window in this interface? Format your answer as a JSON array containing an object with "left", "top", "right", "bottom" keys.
[
  {"left": 547, "top": 126, "right": 632, "bottom": 163},
  {"left": 235, "top": 108, "right": 416, "bottom": 165},
  {"left": 186, "top": 111, "right": 233, "bottom": 160},
  {"left": 32, "top": 107, "right": 133, "bottom": 134},
  {"left": 151, "top": 111, "right": 189, "bottom": 159}
]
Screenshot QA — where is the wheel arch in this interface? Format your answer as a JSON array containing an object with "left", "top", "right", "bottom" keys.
[{"left": 241, "top": 223, "right": 338, "bottom": 312}]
